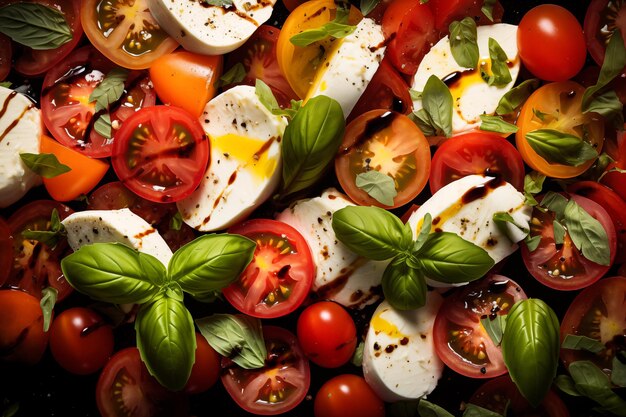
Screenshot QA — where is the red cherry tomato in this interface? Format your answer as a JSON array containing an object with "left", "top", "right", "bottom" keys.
[
  {"left": 429, "top": 0, "right": 504, "bottom": 33},
  {"left": 184, "top": 333, "right": 220, "bottom": 394},
  {"left": 584, "top": 0, "right": 626, "bottom": 67},
  {"left": 314, "top": 374, "right": 385, "bottom": 417},
  {"left": 0, "top": 217, "right": 12, "bottom": 287},
  {"left": 297, "top": 301, "right": 357, "bottom": 368}
]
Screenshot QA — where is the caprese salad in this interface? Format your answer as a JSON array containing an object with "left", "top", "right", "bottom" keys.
[{"left": 0, "top": 0, "right": 625, "bottom": 416}]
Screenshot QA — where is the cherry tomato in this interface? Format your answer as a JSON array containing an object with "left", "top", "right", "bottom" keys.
[
  {"left": 602, "top": 127, "right": 626, "bottom": 202},
  {"left": 297, "top": 301, "right": 357, "bottom": 368},
  {"left": 96, "top": 347, "right": 189, "bottom": 417},
  {"left": 184, "top": 333, "right": 220, "bottom": 394},
  {"left": 429, "top": 131, "right": 525, "bottom": 194},
  {"left": 429, "top": 0, "right": 503, "bottom": 33},
  {"left": 517, "top": 5, "right": 587, "bottom": 81},
  {"left": 221, "top": 326, "right": 310, "bottom": 415},
  {"left": 584, "top": 0, "right": 626, "bottom": 67},
  {"left": 111, "top": 105, "right": 210, "bottom": 203},
  {"left": 433, "top": 275, "right": 527, "bottom": 378},
  {"left": 335, "top": 110, "right": 431, "bottom": 208},
  {"left": 49, "top": 307, "right": 114, "bottom": 375},
  {"left": 224, "top": 219, "right": 314, "bottom": 318},
  {"left": 314, "top": 374, "right": 385, "bottom": 417},
  {"left": 0, "top": 217, "right": 13, "bottom": 287},
  {"left": 0, "top": 34, "right": 11, "bottom": 82}
]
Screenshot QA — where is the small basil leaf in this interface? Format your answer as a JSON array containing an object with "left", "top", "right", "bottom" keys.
[
  {"left": 540, "top": 191, "right": 568, "bottom": 220},
  {"left": 611, "top": 353, "right": 626, "bottom": 387},
  {"left": 332, "top": 206, "right": 413, "bottom": 260},
  {"left": 496, "top": 79, "right": 540, "bottom": 115},
  {"left": 480, "top": 314, "right": 506, "bottom": 346},
  {"left": 23, "top": 208, "right": 64, "bottom": 249},
  {"left": 583, "top": 30, "right": 626, "bottom": 111},
  {"left": 552, "top": 220, "right": 566, "bottom": 245},
  {"left": 20, "top": 153, "right": 71, "bottom": 178},
  {"left": 409, "top": 88, "right": 422, "bottom": 101},
  {"left": 355, "top": 170, "right": 397, "bottom": 206},
  {"left": 563, "top": 199, "right": 611, "bottom": 266},
  {"left": 523, "top": 171, "right": 545, "bottom": 206},
  {"left": 388, "top": 400, "right": 420, "bottom": 417},
  {"left": 413, "top": 213, "right": 432, "bottom": 253},
  {"left": 216, "top": 62, "right": 246, "bottom": 88},
  {"left": 587, "top": 152, "right": 617, "bottom": 182},
  {"left": 0, "top": 81, "right": 12, "bottom": 88},
  {"left": 410, "top": 108, "right": 437, "bottom": 137},
  {"left": 501, "top": 299, "right": 560, "bottom": 407},
  {"left": 482, "top": 38, "right": 512, "bottom": 87},
  {"left": 554, "top": 374, "right": 582, "bottom": 397},
  {"left": 60, "top": 242, "right": 163, "bottom": 304},
  {"left": 463, "top": 403, "right": 504, "bottom": 417},
  {"left": 360, "top": 0, "right": 379, "bottom": 15},
  {"left": 449, "top": 17, "right": 479, "bottom": 69},
  {"left": 585, "top": 89, "right": 624, "bottom": 130},
  {"left": 196, "top": 314, "right": 267, "bottom": 369},
  {"left": 351, "top": 341, "right": 364, "bottom": 367},
  {"left": 569, "top": 360, "right": 626, "bottom": 416},
  {"left": 89, "top": 68, "right": 128, "bottom": 113},
  {"left": 382, "top": 258, "right": 427, "bottom": 310},
  {"left": 492, "top": 211, "right": 529, "bottom": 240},
  {"left": 526, "top": 129, "right": 598, "bottom": 167},
  {"left": 421, "top": 75, "right": 453, "bottom": 137},
  {"left": 562, "top": 334, "right": 605, "bottom": 354},
  {"left": 0, "top": 3, "right": 72, "bottom": 50},
  {"left": 479, "top": 114, "right": 518, "bottom": 134},
  {"left": 201, "top": 0, "right": 234, "bottom": 6},
  {"left": 290, "top": 8, "right": 356, "bottom": 46},
  {"left": 417, "top": 399, "right": 454, "bottom": 417},
  {"left": 169, "top": 212, "right": 183, "bottom": 231},
  {"left": 167, "top": 234, "right": 256, "bottom": 297},
  {"left": 93, "top": 114, "right": 112, "bottom": 139},
  {"left": 415, "top": 232, "right": 494, "bottom": 284},
  {"left": 135, "top": 294, "right": 196, "bottom": 390},
  {"left": 524, "top": 234, "right": 541, "bottom": 252},
  {"left": 255, "top": 79, "right": 285, "bottom": 118},
  {"left": 40, "top": 287, "right": 58, "bottom": 332},
  {"left": 481, "top": 0, "right": 497, "bottom": 22},
  {"left": 1, "top": 401, "right": 19, "bottom": 417}
]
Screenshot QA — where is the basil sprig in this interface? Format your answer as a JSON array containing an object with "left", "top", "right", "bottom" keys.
[
  {"left": 216, "top": 62, "right": 246, "bottom": 88},
  {"left": 355, "top": 170, "right": 397, "bottom": 206},
  {"left": 0, "top": 3, "right": 72, "bottom": 50},
  {"left": 449, "top": 17, "right": 479, "bottom": 69},
  {"left": 523, "top": 171, "right": 545, "bottom": 206},
  {"left": 61, "top": 234, "right": 256, "bottom": 390},
  {"left": 482, "top": 38, "right": 512, "bottom": 87},
  {"left": 411, "top": 75, "right": 453, "bottom": 137},
  {"left": 525, "top": 129, "right": 598, "bottom": 167},
  {"left": 22, "top": 208, "right": 66, "bottom": 248},
  {"left": 496, "top": 78, "right": 540, "bottom": 115},
  {"left": 20, "top": 153, "right": 71, "bottom": 178},
  {"left": 290, "top": 7, "right": 356, "bottom": 47}
]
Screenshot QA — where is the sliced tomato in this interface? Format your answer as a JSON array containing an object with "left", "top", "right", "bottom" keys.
[
  {"left": 41, "top": 46, "right": 156, "bottom": 158},
  {"left": 111, "top": 105, "right": 210, "bottom": 203},
  {"left": 224, "top": 219, "right": 314, "bottom": 319},
  {"left": 0, "top": 218, "right": 12, "bottom": 287},
  {"left": 602, "top": 127, "right": 626, "bottom": 201},
  {"left": 429, "top": 0, "right": 504, "bottom": 33},
  {"left": 221, "top": 326, "right": 310, "bottom": 415},
  {"left": 429, "top": 131, "right": 525, "bottom": 194},
  {"left": 335, "top": 110, "right": 431, "bottom": 208},
  {"left": 433, "top": 275, "right": 527, "bottom": 379},
  {"left": 584, "top": 0, "right": 626, "bottom": 67},
  {"left": 0, "top": 34, "right": 11, "bottom": 82}
]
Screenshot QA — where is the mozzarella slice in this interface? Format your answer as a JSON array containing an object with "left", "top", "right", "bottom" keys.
[
  {"left": 362, "top": 295, "right": 444, "bottom": 402},
  {"left": 306, "top": 18, "right": 385, "bottom": 118},
  {"left": 62, "top": 209, "right": 173, "bottom": 266},
  {"left": 412, "top": 24, "right": 519, "bottom": 134},
  {"left": 276, "top": 188, "right": 387, "bottom": 309},
  {"left": 0, "top": 86, "right": 41, "bottom": 208},
  {"left": 147, "top": 0, "right": 275, "bottom": 55},
  {"left": 177, "top": 85, "right": 286, "bottom": 231}
]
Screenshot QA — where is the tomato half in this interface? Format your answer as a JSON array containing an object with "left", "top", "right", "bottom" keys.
[
  {"left": 429, "top": 131, "right": 525, "bottom": 194},
  {"left": 516, "top": 81, "right": 605, "bottom": 178},
  {"left": 335, "top": 110, "right": 431, "bottom": 208},
  {"left": 0, "top": 34, "right": 11, "bottom": 82},
  {"left": 221, "top": 326, "right": 310, "bottom": 416},
  {"left": 433, "top": 274, "right": 527, "bottom": 379},
  {"left": 0, "top": 218, "right": 12, "bottom": 287},
  {"left": 602, "top": 127, "right": 626, "bottom": 201},
  {"left": 584, "top": 0, "right": 626, "bottom": 67},
  {"left": 111, "top": 105, "right": 210, "bottom": 203},
  {"left": 428, "top": 0, "right": 504, "bottom": 33},
  {"left": 521, "top": 194, "right": 617, "bottom": 291},
  {"left": 184, "top": 333, "right": 220, "bottom": 395},
  {"left": 314, "top": 374, "right": 385, "bottom": 417},
  {"left": 224, "top": 219, "right": 314, "bottom": 319}
]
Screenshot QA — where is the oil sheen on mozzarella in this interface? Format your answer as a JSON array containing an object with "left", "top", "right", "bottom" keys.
[
  {"left": 306, "top": 18, "right": 385, "bottom": 118},
  {"left": 147, "top": 0, "right": 275, "bottom": 55},
  {"left": 0, "top": 87, "right": 42, "bottom": 208},
  {"left": 62, "top": 209, "right": 173, "bottom": 266},
  {"left": 276, "top": 188, "right": 387, "bottom": 309},
  {"left": 178, "top": 85, "right": 286, "bottom": 231},
  {"left": 362, "top": 295, "right": 444, "bottom": 402},
  {"left": 412, "top": 24, "right": 519, "bottom": 134}
]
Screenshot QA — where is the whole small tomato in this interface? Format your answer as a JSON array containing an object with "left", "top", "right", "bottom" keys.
[
  {"left": 184, "top": 333, "right": 221, "bottom": 394},
  {"left": 314, "top": 374, "right": 385, "bottom": 417}
]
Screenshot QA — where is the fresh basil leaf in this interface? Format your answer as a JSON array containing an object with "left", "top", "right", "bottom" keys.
[
  {"left": 20, "top": 153, "right": 71, "bottom": 178},
  {"left": 410, "top": 108, "right": 437, "bottom": 137},
  {"left": 421, "top": 75, "right": 453, "bottom": 137},
  {"left": 496, "top": 79, "right": 540, "bottom": 115},
  {"left": 586, "top": 89, "right": 624, "bottom": 130},
  {"left": 492, "top": 211, "right": 529, "bottom": 240},
  {"left": 351, "top": 341, "right": 364, "bottom": 367},
  {"left": 169, "top": 212, "right": 183, "bottom": 231},
  {"left": 482, "top": 38, "right": 512, "bottom": 87},
  {"left": 532, "top": 108, "right": 553, "bottom": 122},
  {"left": 555, "top": 374, "right": 582, "bottom": 397},
  {"left": 479, "top": 114, "right": 518, "bottom": 134},
  {"left": 413, "top": 213, "right": 432, "bottom": 253},
  {"left": 501, "top": 299, "right": 560, "bottom": 407},
  {"left": 524, "top": 234, "right": 541, "bottom": 252},
  {"left": 216, "top": 62, "right": 246, "bottom": 88},
  {"left": 89, "top": 68, "right": 128, "bottom": 112},
  {"left": 167, "top": 234, "right": 255, "bottom": 299},
  {"left": 201, "top": 0, "right": 234, "bottom": 6},
  {"left": 562, "top": 334, "right": 605, "bottom": 354},
  {"left": 481, "top": 0, "right": 497, "bottom": 22},
  {"left": 279, "top": 95, "right": 345, "bottom": 198},
  {"left": 417, "top": 399, "right": 454, "bottom": 417},
  {"left": 290, "top": 8, "right": 356, "bottom": 46},
  {"left": 563, "top": 199, "right": 611, "bottom": 266},
  {"left": 60, "top": 242, "right": 164, "bottom": 304},
  {"left": 611, "top": 353, "right": 626, "bottom": 387},
  {"left": 355, "top": 170, "right": 397, "bottom": 206},
  {"left": 332, "top": 206, "right": 414, "bottom": 260},
  {"left": 1, "top": 401, "right": 19, "bottom": 417},
  {"left": 0, "top": 3, "right": 72, "bottom": 50},
  {"left": 449, "top": 17, "right": 479, "bottom": 69},
  {"left": 480, "top": 314, "right": 507, "bottom": 346},
  {"left": 21, "top": 209, "right": 65, "bottom": 248},
  {"left": 523, "top": 171, "right": 545, "bottom": 206},
  {"left": 569, "top": 360, "right": 626, "bottom": 416},
  {"left": 540, "top": 191, "right": 568, "bottom": 220},
  {"left": 255, "top": 79, "right": 296, "bottom": 119},
  {"left": 382, "top": 257, "right": 427, "bottom": 310},
  {"left": 388, "top": 400, "right": 420, "bottom": 417},
  {"left": 552, "top": 220, "right": 566, "bottom": 245},
  {"left": 0, "top": 81, "right": 12, "bottom": 88},
  {"left": 409, "top": 89, "right": 422, "bottom": 101},
  {"left": 414, "top": 232, "right": 494, "bottom": 284},
  {"left": 525, "top": 129, "right": 598, "bottom": 167},
  {"left": 360, "top": 0, "right": 379, "bottom": 15},
  {"left": 196, "top": 314, "right": 267, "bottom": 369},
  {"left": 586, "top": 152, "right": 617, "bottom": 182},
  {"left": 40, "top": 287, "right": 57, "bottom": 332},
  {"left": 93, "top": 113, "right": 112, "bottom": 139},
  {"left": 583, "top": 30, "right": 626, "bottom": 111},
  {"left": 463, "top": 403, "right": 504, "bottom": 417}
]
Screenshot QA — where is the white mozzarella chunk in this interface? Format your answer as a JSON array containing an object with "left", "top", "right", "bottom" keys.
[
  {"left": 147, "top": 0, "right": 275, "bottom": 55},
  {"left": 177, "top": 86, "right": 286, "bottom": 231},
  {"left": 412, "top": 24, "right": 519, "bottom": 134},
  {"left": 62, "top": 209, "right": 173, "bottom": 266},
  {"left": 306, "top": 18, "right": 385, "bottom": 118},
  {"left": 276, "top": 188, "right": 387, "bottom": 309},
  {"left": 362, "top": 295, "right": 444, "bottom": 402},
  {"left": 0, "top": 87, "right": 42, "bottom": 208}
]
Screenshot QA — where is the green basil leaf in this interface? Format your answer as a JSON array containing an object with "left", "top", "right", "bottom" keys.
[
  {"left": 216, "top": 62, "right": 246, "bottom": 88},
  {"left": 0, "top": 81, "right": 12, "bottom": 88},
  {"left": 482, "top": 38, "right": 512, "bottom": 87},
  {"left": 523, "top": 171, "right": 545, "bottom": 206},
  {"left": 93, "top": 113, "right": 112, "bottom": 139},
  {"left": 22, "top": 209, "right": 64, "bottom": 249},
  {"left": 201, "top": 0, "right": 233, "bottom": 6},
  {"left": 40, "top": 287, "right": 57, "bottom": 332},
  {"left": 569, "top": 360, "right": 626, "bottom": 416},
  {"left": 351, "top": 341, "right": 364, "bottom": 367},
  {"left": 388, "top": 400, "right": 420, "bottom": 417},
  {"left": 89, "top": 68, "right": 128, "bottom": 112},
  {"left": 332, "top": 206, "right": 413, "bottom": 260},
  {"left": 413, "top": 213, "right": 432, "bottom": 253},
  {"left": 583, "top": 30, "right": 626, "bottom": 111},
  {"left": 586, "top": 152, "right": 617, "bottom": 182},
  {"left": 290, "top": 8, "right": 356, "bottom": 46},
  {"left": 532, "top": 108, "right": 553, "bottom": 122},
  {"left": 554, "top": 374, "right": 582, "bottom": 397},
  {"left": 0, "top": 3, "right": 72, "bottom": 50},
  {"left": 525, "top": 129, "right": 598, "bottom": 167},
  {"left": 1, "top": 401, "right": 19, "bottom": 417},
  {"left": 563, "top": 199, "right": 611, "bottom": 266},
  {"left": 410, "top": 108, "right": 437, "bottom": 137},
  {"left": 480, "top": 314, "right": 507, "bottom": 346},
  {"left": 496, "top": 79, "right": 540, "bottom": 115},
  {"left": 169, "top": 212, "right": 183, "bottom": 231},
  {"left": 552, "top": 220, "right": 566, "bottom": 245},
  {"left": 479, "top": 114, "right": 518, "bottom": 134},
  {"left": 417, "top": 399, "right": 454, "bottom": 417},
  {"left": 463, "top": 403, "right": 503, "bottom": 417},
  {"left": 60, "top": 242, "right": 164, "bottom": 304},
  {"left": 414, "top": 232, "right": 494, "bottom": 283},
  {"left": 20, "top": 153, "right": 71, "bottom": 178},
  {"left": 167, "top": 234, "right": 256, "bottom": 298},
  {"left": 501, "top": 299, "right": 560, "bottom": 407},
  {"left": 449, "top": 17, "right": 479, "bottom": 69},
  {"left": 421, "top": 75, "right": 453, "bottom": 137},
  {"left": 540, "top": 191, "right": 568, "bottom": 220},
  {"left": 382, "top": 257, "right": 427, "bottom": 310},
  {"left": 279, "top": 95, "right": 345, "bottom": 198},
  {"left": 524, "top": 234, "right": 541, "bottom": 252},
  {"left": 480, "top": 0, "right": 497, "bottom": 22},
  {"left": 360, "top": 0, "right": 379, "bottom": 15},
  {"left": 255, "top": 79, "right": 286, "bottom": 118},
  {"left": 355, "top": 170, "right": 397, "bottom": 206},
  {"left": 493, "top": 211, "right": 529, "bottom": 240},
  {"left": 586, "top": 89, "right": 624, "bottom": 130},
  {"left": 562, "top": 334, "right": 605, "bottom": 354},
  {"left": 196, "top": 314, "right": 267, "bottom": 369},
  {"left": 409, "top": 88, "right": 422, "bottom": 101},
  {"left": 135, "top": 294, "right": 196, "bottom": 390},
  {"left": 611, "top": 353, "right": 626, "bottom": 387}
]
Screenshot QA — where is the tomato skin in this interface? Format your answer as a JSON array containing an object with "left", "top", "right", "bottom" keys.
[
  {"left": 184, "top": 333, "right": 220, "bottom": 394},
  {"left": 602, "top": 127, "right": 626, "bottom": 202},
  {"left": 429, "top": 0, "right": 503, "bottom": 33},
  {"left": 517, "top": 5, "right": 587, "bottom": 81},
  {"left": 0, "top": 34, "right": 11, "bottom": 82},
  {"left": 584, "top": 0, "right": 626, "bottom": 67},
  {"left": 297, "top": 301, "right": 357, "bottom": 368},
  {"left": 0, "top": 217, "right": 13, "bottom": 287},
  {"left": 314, "top": 374, "right": 385, "bottom": 417}
]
